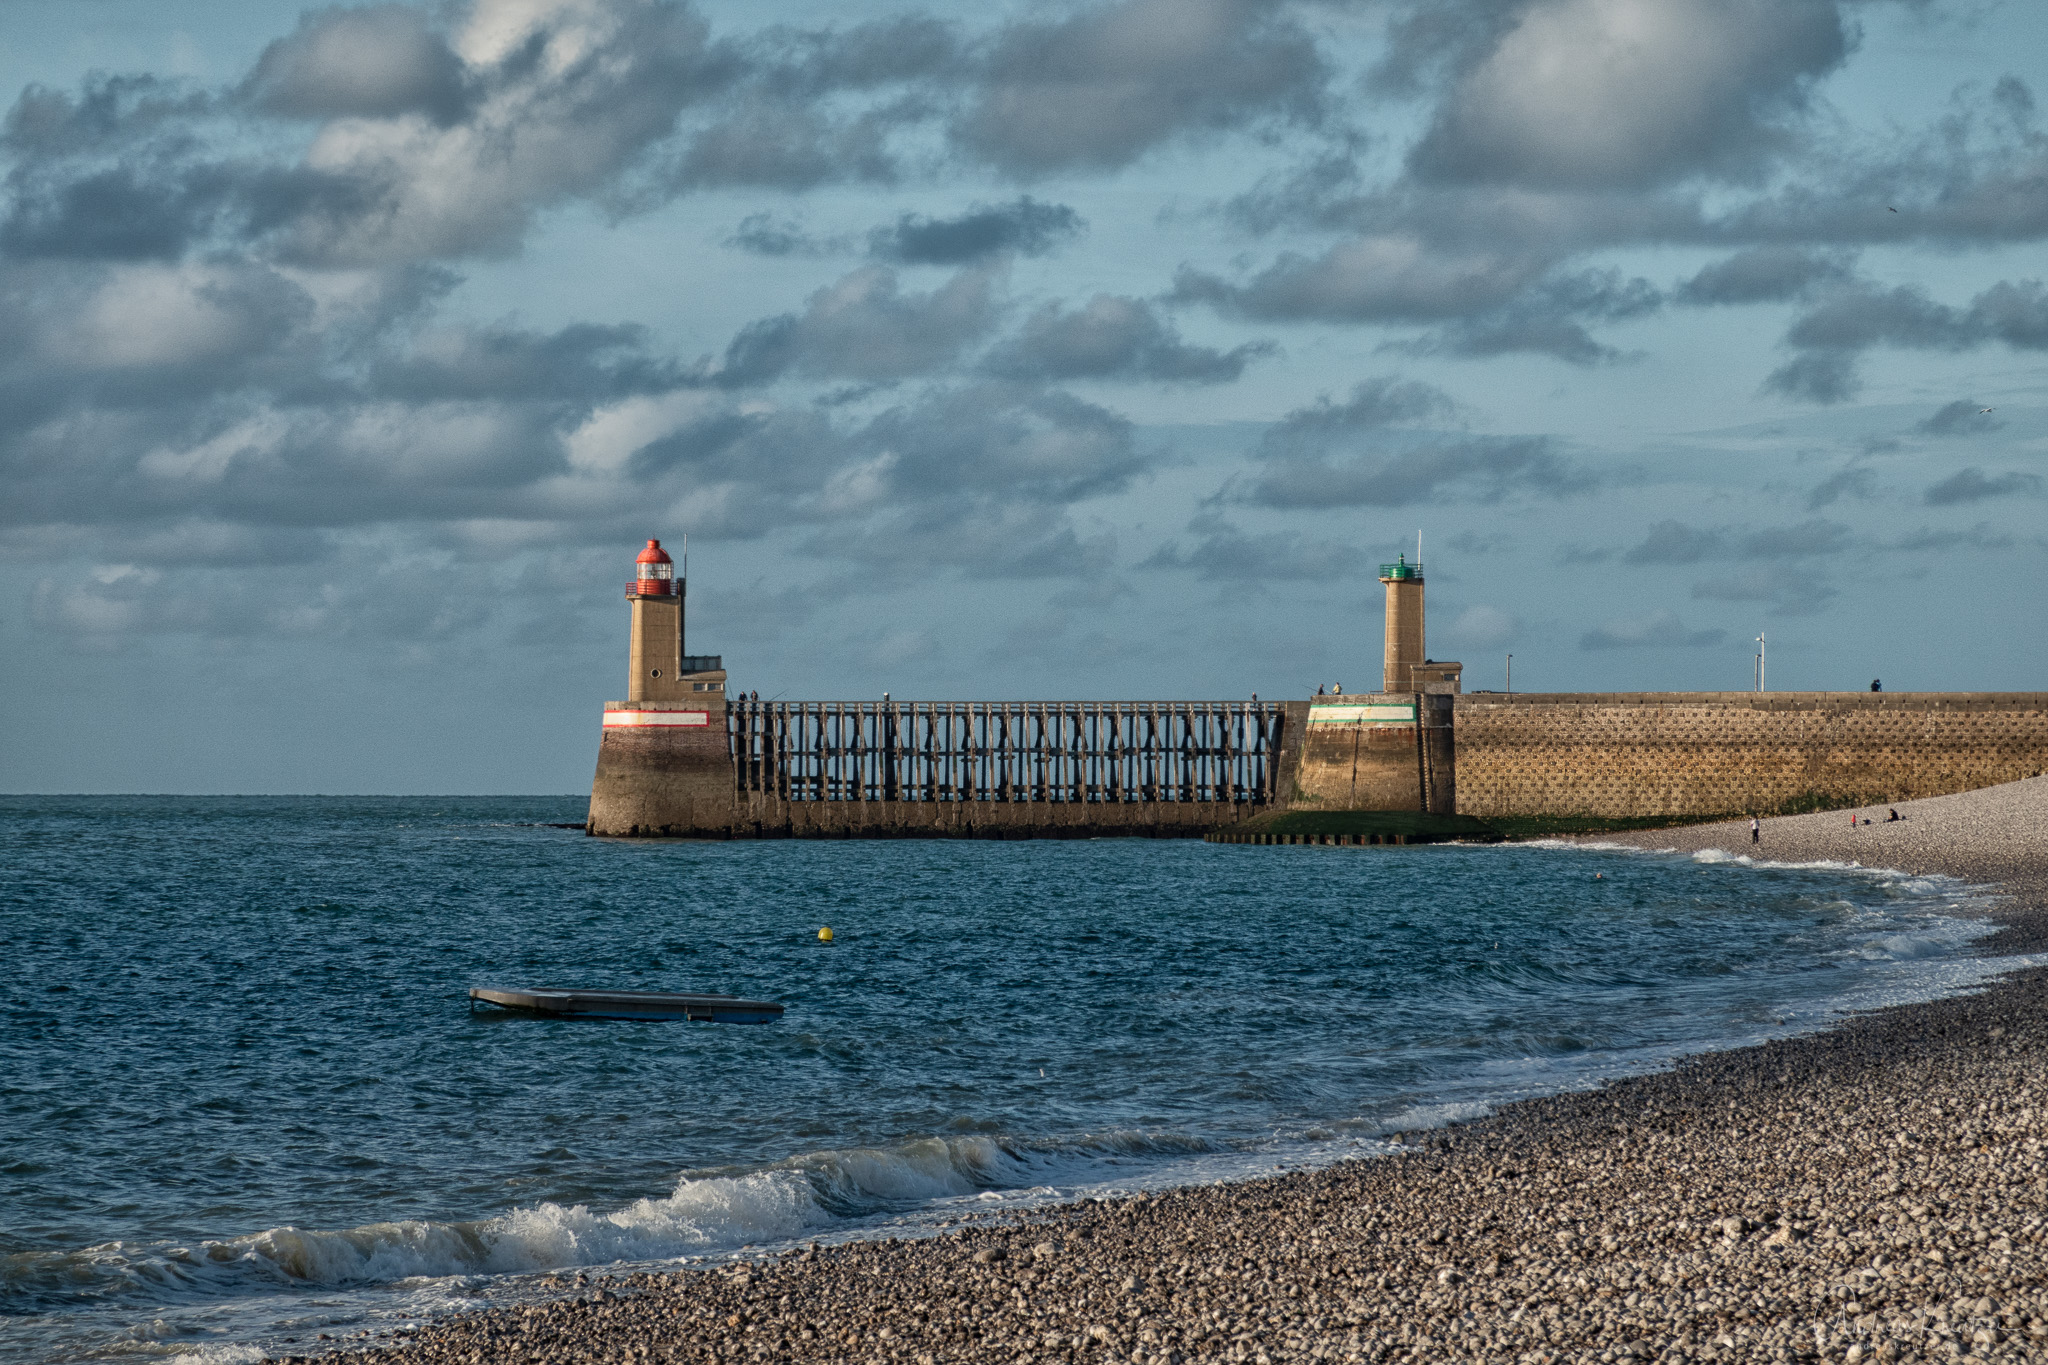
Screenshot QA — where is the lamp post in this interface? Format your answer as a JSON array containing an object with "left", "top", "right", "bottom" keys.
[{"left": 1755, "top": 632, "right": 1766, "bottom": 692}]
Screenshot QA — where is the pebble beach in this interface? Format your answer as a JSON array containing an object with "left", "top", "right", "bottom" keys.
[{"left": 308, "top": 778, "right": 2048, "bottom": 1365}]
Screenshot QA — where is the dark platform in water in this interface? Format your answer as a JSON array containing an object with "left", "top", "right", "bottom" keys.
[{"left": 468, "top": 986, "right": 784, "bottom": 1023}]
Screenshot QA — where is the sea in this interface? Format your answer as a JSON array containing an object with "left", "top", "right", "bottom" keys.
[{"left": 0, "top": 795, "right": 2032, "bottom": 1364}]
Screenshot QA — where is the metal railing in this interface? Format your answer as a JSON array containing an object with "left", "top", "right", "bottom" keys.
[{"left": 728, "top": 700, "right": 1285, "bottom": 804}]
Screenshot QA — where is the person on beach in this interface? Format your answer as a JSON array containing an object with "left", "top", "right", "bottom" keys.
[
  {"left": 1887, "top": 808, "right": 1900, "bottom": 822},
  {"left": 1750, "top": 815, "right": 1760, "bottom": 844}
]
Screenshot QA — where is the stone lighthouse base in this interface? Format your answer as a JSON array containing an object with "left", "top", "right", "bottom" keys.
[{"left": 586, "top": 702, "right": 735, "bottom": 837}]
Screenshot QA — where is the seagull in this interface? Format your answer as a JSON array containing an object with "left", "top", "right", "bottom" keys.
[
  {"left": 1888, "top": 206, "right": 1898, "bottom": 213},
  {"left": 1980, "top": 407, "right": 1995, "bottom": 414}
]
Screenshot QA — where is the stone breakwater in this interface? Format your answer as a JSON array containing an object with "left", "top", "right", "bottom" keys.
[{"left": 303, "top": 779, "right": 2048, "bottom": 1365}]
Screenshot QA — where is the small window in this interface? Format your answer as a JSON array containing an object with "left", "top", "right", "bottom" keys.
[{"left": 651, "top": 669, "right": 661, "bottom": 677}]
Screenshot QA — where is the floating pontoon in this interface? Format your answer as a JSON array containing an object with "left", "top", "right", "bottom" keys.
[{"left": 468, "top": 986, "right": 784, "bottom": 1023}]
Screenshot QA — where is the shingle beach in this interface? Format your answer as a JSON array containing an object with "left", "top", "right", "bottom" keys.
[{"left": 315, "top": 777, "right": 2048, "bottom": 1365}]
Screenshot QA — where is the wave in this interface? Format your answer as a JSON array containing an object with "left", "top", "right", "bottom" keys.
[{"left": 2, "top": 1129, "right": 1228, "bottom": 1313}]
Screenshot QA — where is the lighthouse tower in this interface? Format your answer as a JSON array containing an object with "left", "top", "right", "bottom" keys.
[
  {"left": 1379, "top": 553, "right": 1462, "bottom": 694},
  {"left": 627, "top": 539, "right": 684, "bottom": 702}
]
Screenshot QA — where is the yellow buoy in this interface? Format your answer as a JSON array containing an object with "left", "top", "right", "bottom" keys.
[{"left": 818, "top": 926, "right": 834, "bottom": 942}]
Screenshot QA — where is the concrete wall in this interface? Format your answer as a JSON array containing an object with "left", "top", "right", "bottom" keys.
[
  {"left": 1453, "top": 691, "right": 2048, "bottom": 818},
  {"left": 1282, "top": 693, "right": 1454, "bottom": 813}
]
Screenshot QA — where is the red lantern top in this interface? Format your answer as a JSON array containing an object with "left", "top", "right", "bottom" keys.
[{"left": 630, "top": 538, "right": 676, "bottom": 595}]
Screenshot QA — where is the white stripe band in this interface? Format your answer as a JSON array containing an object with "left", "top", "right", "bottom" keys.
[
  {"left": 1309, "top": 704, "right": 1417, "bottom": 725},
  {"left": 603, "top": 710, "right": 713, "bottom": 727}
]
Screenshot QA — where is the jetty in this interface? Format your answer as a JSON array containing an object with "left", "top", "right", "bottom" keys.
[{"left": 468, "top": 987, "right": 784, "bottom": 1024}]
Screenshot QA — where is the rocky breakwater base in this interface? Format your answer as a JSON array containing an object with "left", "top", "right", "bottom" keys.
[{"left": 314, "top": 783, "right": 2048, "bottom": 1365}]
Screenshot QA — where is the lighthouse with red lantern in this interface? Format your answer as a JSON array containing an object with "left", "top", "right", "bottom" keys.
[{"left": 588, "top": 537, "right": 730, "bottom": 835}]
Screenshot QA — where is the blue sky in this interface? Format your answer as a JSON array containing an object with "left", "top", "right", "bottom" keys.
[{"left": 1, "top": 0, "right": 2044, "bottom": 793}]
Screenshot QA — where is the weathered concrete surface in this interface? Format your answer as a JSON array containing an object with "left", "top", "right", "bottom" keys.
[
  {"left": 1284, "top": 693, "right": 1454, "bottom": 814},
  {"left": 1287, "top": 693, "right": 1425, "bottom": 812},
  {"left": 587, "top": 702, "right": 733, "bottom": 836},
  {"left": 724, "top": 797, "right": 1262, "bottom": 839},
  {"left": 1455, "top": 691, "right": 2048, "bottom": 819}
]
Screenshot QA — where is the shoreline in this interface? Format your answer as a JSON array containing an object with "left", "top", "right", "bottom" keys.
[{"left": 304, "top": 780, "right": 2048, "bottom": 1365}]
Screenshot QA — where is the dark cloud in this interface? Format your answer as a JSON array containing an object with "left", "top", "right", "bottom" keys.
[
  {"left": 1621, "top": 517, "right": 1849, "bottom": 564},
  {"left": 984, "top": 295, "right": 1268, "bottom": 384},
  {"left": 1915, "top": 400, "right": 2005, "bottom": 436},
  {"left": 1, "top": 162, "right": 240, "bottom": 262},
  {"left": 712, "top": 265, "right": 1003, "bottom": 387},
  {"left": 1174, "top": 239, "right": 1550, "bottom": 324},
  {"left": 1245, "top": 435, "right": 1587, "bottom": 509},
  {"left": 857, "top": 382, "right": 1146, "bottom": 504},
  {"left": 869, "top": 198, "right": 1083, "bottom": 265},
  {"left": 1888, "top": 522, "right": 2015, "bottom": 553},
  {"left": 1396, "top": 267, "right": 1661, "bottom": 363},
  {"left": 1739, "top": 518, "right": 1850, "bottom": 559},
  {"left": 368, "top": 323, "right": 687, "bottom": 403},
  {"left": 724, "top": 212, "right": 840, "bottom": 257},
  {"left": 952, "top": 0, "right": 1326, "bottom": 176},
  {"left": 1258, "top": 378, "right": 1459, "bottom": 451},
  {"left": 672, "top": 99, "right": 899, "bottom": 191},
  {"left": 1407, "top": 0, "right": 1849, "bottom": 190},
  {"left": 1677, "top": 247, "right": 1853, "bottom": 305},
  {"left": 1690, "top": 567, "right": 1835, "bottom": 615},
  {"left": 1762, "top": 349, "right": 1860, "bottom": 404},
  {"left": 1579, "top": 608, "right": 1725, "bottom": 650},
  {"left": 1805, "top": 465, "right": 1876, "bottom": 510},
  {"left": 242, "top": 5, "right": 467, "bottom": 124},
  {"left": 1923, "top": 467, "right": 2045, "bottom": 506},
  {"left": 1622, "top": 520, "right": 1725, "bottom": 565},
  {"left": 1142, "top": 512, "right": 1364, "bottom": 580},
  {"left": 1784, "top": 283, "right": 1960, "bottom": 351},
  {"left": 1766, "top": 278, "right": 2048, "bottom": 403}
]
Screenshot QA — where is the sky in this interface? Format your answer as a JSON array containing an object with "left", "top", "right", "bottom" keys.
[{"left": 1, "top": 0, "right": 2044, "bottom": 794}]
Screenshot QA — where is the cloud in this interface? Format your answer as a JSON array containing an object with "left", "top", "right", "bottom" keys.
[
  {"left": 1676, "top": 246, "right": 1853, "bottom": 305},
  {"left": 1620, "top": 517, "right": 1850, "bottom": 564},
  {"left": 1887, "top": 522, "right": 2015, "bottom": 553},
  {"left": 1923, "top": 467, "right": 2045, "bottom": 505},
  {"left": 243, "top": 4, "right": 468, "bottom": 124},
  {"left": 724, "top": 212, "right": 844, "bottom": 257},
  {"left": 1805, "top": 465, "right": 1876, "bottom": 510},
  {"left": 368, "top": 321, "right": 687, "bottom": 402},
  {"left": 1766, "top": 278, "right": 2048, "bottom": 403},
  {"left": 1762, "top": 349, "right": 1859, "bottom": 404},
  {"left": 1690, "top": 567, "right": 1835, "bottom": 614},
  {"left": 1174, "top": 237, "right": 1550, "bottom": 324},
  {"left": 1142, "top": 512, "right": 1363, "bottom": 580},
  {"left": 951, "top": 0, "right": 1326, "bottom": 176},
  {"left": 1393, "top": 267, "right": 1662, "bottom": 364},
  {"left": 1245, "top": 435, "right": 1588, "bottom": 509},
  {"left": 984, "top": 295, "right": 1269, "bottom": 384},
  {"left": 1915, "top": 400, "right": 2005, "bottom": 436},
  {"left": 1231, "top": 376, "right": 1586, "bottom": 508},
  {"left": 1407, "top": 0, "right": 1850, "bottom": 190},
  {"left": 1257, "top": 378, "right": 1459, "bottom": 450},
  {"left": 1445, "top": 603, "right": 1519, "bottom": 647},
  {"left": 713, "top": 264, "right": 1003, "bottom": 386},
  {"left": 868, "top": 197, "right": 1083, "bottom": 265},
  {"left": 1622, "top": 520, "right": 1725, "bottom": 565},
  {"left": 1579, "top": 608, "right": 1725, "bottom": 650}
]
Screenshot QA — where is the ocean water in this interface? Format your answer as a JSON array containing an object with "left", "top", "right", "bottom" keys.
[{"left": 0, "top": 796, "right": 2019, "bottom": 1363}]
